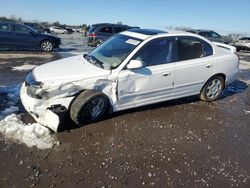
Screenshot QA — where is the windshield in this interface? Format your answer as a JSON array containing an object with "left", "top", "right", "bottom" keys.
[
  {"left": 88, "top": 34, "right": 142, "bottom": 69},
  {"left": 88, "top": 25, "right": 97, "bottom": 33}
]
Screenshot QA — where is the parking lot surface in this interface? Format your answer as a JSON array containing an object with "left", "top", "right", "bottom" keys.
[{"left": 0, "top": 33, "right": 250, "bottom": 187}]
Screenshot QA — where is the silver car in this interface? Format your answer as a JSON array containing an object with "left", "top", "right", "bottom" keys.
[{"left": 233, "top": 37, "right": 250, "bottom": 52}]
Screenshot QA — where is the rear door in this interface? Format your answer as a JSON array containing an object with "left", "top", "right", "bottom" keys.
[
  {"left": 0, "top": 23, "right": 12, "bottom": 48},
  {"left": 173, "top": 36, "right": 214, "bottom": 97}
]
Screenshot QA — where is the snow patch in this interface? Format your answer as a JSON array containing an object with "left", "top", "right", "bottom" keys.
[
  {"left": 12, "top": 64, "right": 37, "bottom": 71},
  {"left": 0, "top": 114, "right": 58, "bottom": 149},
  {"left": 0, "top": 85, "right": 57, "bottom": 149}
]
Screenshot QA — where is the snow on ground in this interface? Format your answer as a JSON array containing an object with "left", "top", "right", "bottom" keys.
[
  {"left": 0, "top": 53, "right": 53, "bottom": 59},
  {"left": 12, "top": 64, "right": 37, "bottom": 71},
  {"left": 0, "top": 85, "right": 57, "bottom": 149},
  {"left": 0, "top": 114, "right": 58, "bottom": 149}
]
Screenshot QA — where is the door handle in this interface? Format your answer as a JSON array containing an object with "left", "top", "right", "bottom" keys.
[
  {"left": 206, "top": 64, "right": 212, "bottom": 68},
  {"left": 162, "top": 72, "right": 171, "bottom": 76}
]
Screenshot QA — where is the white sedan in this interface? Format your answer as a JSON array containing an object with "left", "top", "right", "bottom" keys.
[
  {"left": 50, "top": 26, "right": 68, "bottom": 34},
  {"left": 20, "top": 29, "right": 239, "bottom": 132}
]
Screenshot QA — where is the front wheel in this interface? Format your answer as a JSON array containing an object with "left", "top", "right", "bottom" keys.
[
  {"left": 200, "top": 76, "right": 225, "bottom": 102},
  {"left": 41, "top": 40, "right": 53, "bottom": 52},
  {"left": 70, "top": 90, "right": 108, "bottom": 126}
]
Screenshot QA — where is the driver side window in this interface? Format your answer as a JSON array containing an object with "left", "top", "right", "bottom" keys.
[
  {"left": 11, "top": 25, "right": 31, "bottom": 34},
  {"left": 132, "top": 38, "right": 174, "bottom": 67}
]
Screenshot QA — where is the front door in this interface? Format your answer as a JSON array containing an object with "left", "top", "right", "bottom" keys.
[
  {"left": 117, "top": 37, "right": 175, "bottom": 109},
  {"left": 10, "top": 24, "right": 38, "bottom": 48}
]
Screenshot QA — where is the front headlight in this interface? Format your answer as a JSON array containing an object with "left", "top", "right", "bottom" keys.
[
  {"left": 25, "top": 72, "right": 49, "bottom": 99},
  {"left": 27, "top": 85, "right": 48, "bottom": 99}
]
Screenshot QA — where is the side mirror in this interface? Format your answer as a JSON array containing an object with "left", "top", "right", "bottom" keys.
[{"left": 127, "top": 60, "right": 143, "bottom": 69}]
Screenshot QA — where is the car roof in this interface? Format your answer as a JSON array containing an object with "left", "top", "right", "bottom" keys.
[
  {"left": 128, "top": 28, "right": 167, "bottom": 35},
  {"left": 0, "top": 21, "right": 21, "bottom": 25},
  {"left": 185, "top": 29, "right": 216, "bottom": 33},
  {"left": 122, "top": 28, "right": 210, "bottom": 41},
  {"left": 197, "top": 29, "right": 215, "bottom": 32},
  {"left": 92, "top": 23, "right": 129, "bottom": 27}
]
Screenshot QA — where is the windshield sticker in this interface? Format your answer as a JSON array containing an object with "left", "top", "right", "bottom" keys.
[{"left": 126, "top": 39, "right": 140, "bottom": 46}]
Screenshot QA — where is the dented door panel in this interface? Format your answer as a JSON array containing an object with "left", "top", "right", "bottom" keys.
[{"left": 117, "top": 63, "right": 174, "bottom": 108}]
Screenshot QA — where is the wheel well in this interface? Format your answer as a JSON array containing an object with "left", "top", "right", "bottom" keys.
[
  {"left": 69, "top": 89, "right": 113, "bottom": 114},
  {"left": 200, "top": 73, "right": 226, "bottom": 93},
  {"left": 40, "top": 39, "right": 52, "bottom": 46},
  {"left": 213, "top": 73, "right": 226, "bottom": 82}
]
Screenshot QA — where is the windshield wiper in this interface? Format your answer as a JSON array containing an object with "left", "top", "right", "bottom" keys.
[
  {"left": 83, "top": 54, "right": 104, "bottom": 69},
  {"left": 83, "top": 54, "right": 111, "bottom": 70},
  {"left": 83, "top": 54, "right": 95, "bottom": 64}
]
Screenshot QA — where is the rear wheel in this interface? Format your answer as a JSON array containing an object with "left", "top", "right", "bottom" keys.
[
  {"left": 41, "top": 40, "right": 53, "bottom": 52},
  {"left": 200, "top": 76, "right": 225, "bottom": 102},
  {"left": 70, "top": 90, "right": 108, "bottom": 126}
]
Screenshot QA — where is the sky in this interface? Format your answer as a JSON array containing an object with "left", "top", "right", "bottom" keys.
[{"left": 0, "top": 0, "right": 249, "bottom": 34}]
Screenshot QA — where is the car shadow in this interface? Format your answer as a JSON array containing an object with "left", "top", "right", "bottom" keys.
[{"left": 221, "top": 79, "right": 248, "bottom": 98}]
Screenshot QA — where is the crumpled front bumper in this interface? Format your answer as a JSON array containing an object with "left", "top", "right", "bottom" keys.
[{"left": 20, "top": 83, "right": 67, "bottom": 132}]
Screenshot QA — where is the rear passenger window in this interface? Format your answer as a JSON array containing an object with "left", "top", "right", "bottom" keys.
[
  {"left": 99, "top": 27, "right": 112, "bottom": 33},
  {"left": 177, "top": 37, "right": 213, "bottom": 61},
  {"left": 0, "top": 23, "right": 9, "bottom": 32},
  {"left": 199, "top": 32, "right": 211, "bottom": 37}
]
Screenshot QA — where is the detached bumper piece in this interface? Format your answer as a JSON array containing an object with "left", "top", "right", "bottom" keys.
[{"left": 46, "top": 105, "right": 69, "bottom": 132}]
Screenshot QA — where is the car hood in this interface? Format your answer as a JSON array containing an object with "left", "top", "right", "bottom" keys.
[{"left": 33, "top": 55, "right": 111, "bottom": 83}]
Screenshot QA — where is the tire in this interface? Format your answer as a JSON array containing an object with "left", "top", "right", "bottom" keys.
[
  {"left": 41, "top": 40, "right": 53, "bottom": 52},
  {"left": 70, "top": 90, "right": 109, "bottom": 126},
  {"left": 199, "top": 76, "right": 225, "bottom": 102}
]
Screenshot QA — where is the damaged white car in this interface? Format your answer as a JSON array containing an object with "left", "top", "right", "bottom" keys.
[{"left": 20, "top": 28, "right": 239, "bottom": 132}]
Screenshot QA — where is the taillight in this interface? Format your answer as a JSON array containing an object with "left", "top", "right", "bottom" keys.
[{"left": 88, "top": 33, "right": 96, "bottom": 37}]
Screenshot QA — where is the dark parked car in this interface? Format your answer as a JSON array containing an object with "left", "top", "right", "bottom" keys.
[
  {"left": 65, "top": 28, "right": 74, "bottom": 34},
  {"left": 185, "top": 29, "right": 231, "bottom": 44},
  {"left": 87, "top": 23, "right": 139, "bottom": 47},
  {"left": 0, "top": 22, "right": 61, "bottom": 52},
  {"left": 24, "top": 22, "right": 51, "bottom": 34}
]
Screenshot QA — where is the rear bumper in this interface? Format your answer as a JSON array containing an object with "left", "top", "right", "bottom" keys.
[
  {"left": 226, "top": 68, "right": 239, "bottom": 86},
  {"left": 53, "top": 40, "right": 61, "bottom": 48},
  {"left": 87, "top": 37, "right": 98, "bottom": 47}
]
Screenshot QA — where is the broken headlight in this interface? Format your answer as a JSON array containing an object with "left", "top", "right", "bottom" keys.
[
  {"left": 25, "top": 72, "right": 49, "bottom": 99},
  {"left": 27, "top": 86, "right": 49, "bottom": 99}
]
